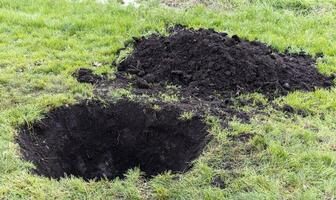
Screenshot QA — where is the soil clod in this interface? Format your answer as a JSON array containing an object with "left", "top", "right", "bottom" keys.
[
  {"left": 73, "top": 68, "right": 104, "bottom": 84},
  {"left": 17, "top": 100, "right": 209, "bottom": 180}
]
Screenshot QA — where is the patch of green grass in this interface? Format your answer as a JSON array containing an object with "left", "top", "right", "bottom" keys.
[
  {"left": 277, "top": 88, "right": 336, "bottom": 113},
  {"left": 107, "top": 87, "right": 134, "bottom": 102},
  {"left": 179, "top": 111, "right": 195, "bottom": 120},
  {"left": 115, "top": 45, "right": 135, "bottom": 65},
  {"left": 159, "top": 92, "right": 180, "bottom": 103},
  {"left": 152, "top": 104, "right": 162, "bottom": 111},
  {"left": 238, "top": 93, "right": 268, "bottom": 105},
  {"left": 0, "top": 0, "right": 336, "bottom": 199},
  {"left": 229, "top": 119, "right": 254, "bottom": 134}
]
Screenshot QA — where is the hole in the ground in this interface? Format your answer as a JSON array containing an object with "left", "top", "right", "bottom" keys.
[{"left": 17, "top": 100, "right": 209, "bottom": 180}]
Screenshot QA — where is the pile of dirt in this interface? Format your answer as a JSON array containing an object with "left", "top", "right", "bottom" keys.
[
  {"left": 118, "top": 27, "right": 333, "bottom": 98},
  {"left": 17, "top": 100, "right": 209, "bottom": 180}
]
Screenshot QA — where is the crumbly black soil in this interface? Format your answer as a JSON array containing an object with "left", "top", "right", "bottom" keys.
[
  {"left": 73, "top": 68, "right": 105, "bottom": 84},
  {"left": 118, "top": 27, "right": 333, "bottom": 98},
  {"left": 17, "top": 100, "right": 209, "bottom": 180}
]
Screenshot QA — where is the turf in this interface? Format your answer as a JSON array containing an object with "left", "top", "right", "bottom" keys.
[{"left": 0, "top": 0, "right": 336, "bottom": 199}]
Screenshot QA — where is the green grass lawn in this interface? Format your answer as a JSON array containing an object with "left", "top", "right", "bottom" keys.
[{"left": 0, "top": 0, "right": 336, "bottom": 199}]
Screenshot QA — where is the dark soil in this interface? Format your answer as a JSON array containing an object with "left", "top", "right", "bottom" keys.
[
  {"left": 227, "top": 132, "right": 254, "bottom": 143},
  {"left": 17, "top": 100, "right": 209, "bottom": 180},
  {"left": 211, "top": 176, "right": 226, "bottom": 189},
  {"left": 118, "top": 27, "right": 333, "bottom": 99},
  {"left": 73, "top": 68, "right": 104, "bottom": 84},
  {"left": 281, "top": 104, "right": 309, "bottom": 117}
]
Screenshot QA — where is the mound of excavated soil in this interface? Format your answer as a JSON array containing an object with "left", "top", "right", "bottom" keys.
[
  {"left": 17, "top": 100, "right": 209, "bottom": 180},
  {"left": 118, "top": 27, "right": 333, "bottom": 98}
]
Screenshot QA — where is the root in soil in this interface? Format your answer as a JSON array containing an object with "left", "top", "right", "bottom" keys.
[{"left": 17, "top": 100, "right": 209, "bottom": 180}]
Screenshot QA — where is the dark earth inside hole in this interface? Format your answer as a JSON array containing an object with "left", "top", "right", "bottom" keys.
[
  {"left": 17, "top": 100, "right": 209, "bottom": 180},
  {"left": 118, "top": 26, "right": 334, "bottom": 98}
]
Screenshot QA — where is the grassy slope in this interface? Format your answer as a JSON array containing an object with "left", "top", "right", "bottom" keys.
[{"left": 0, "top": 0, "right": 336, "bottom": 199}]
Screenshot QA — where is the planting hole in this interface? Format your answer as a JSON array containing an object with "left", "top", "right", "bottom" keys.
[{"left": 17, "top": 100, "right": 209, "bottom": 180}]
